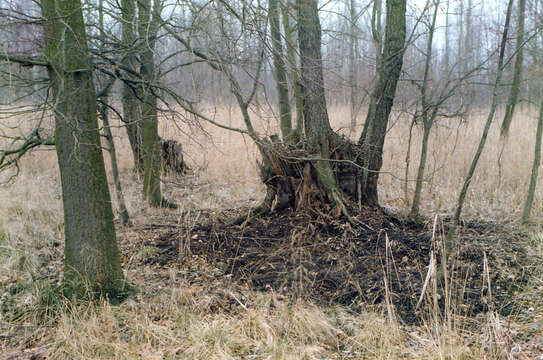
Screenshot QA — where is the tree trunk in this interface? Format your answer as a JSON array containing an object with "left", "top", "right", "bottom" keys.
[
  {"left": 139, "top": 0, "right": 163, "bottom": 207},
  {"left": 359, "top": 0, "right": 382, "bottom": 146},
  {"left": 410, "top": 117, "right": 433, "bottom": 218},
  {"left": 269, "top": 0, "right": 293, "bottom": 141},
  {"left": 409, "top": 0, "right": 439, "bottom": 219},
  {"left": 521, "top": 102, "right": 543, "bottom": 223},
  {"left": 295, "top": 0, "right": 351, "bottom": 210},
  {"left": 100, "top": 98, "right": 131, "bottom": 226},
  {"left": 41, "top": 0, "right": 127, "bottom": 298},
  {"left": 358, "top": 0, "right": 406, "bottom": 206},
  {"left": 230, "top": 0, "right": 366, "bottom": 226},
  {"left": 98, "top": 0, "right": 130, "bottom": 226},
  {"left": 349, "top": 0, "right": 359, "bottom": 133},
  {"left": 450, "top": 0, "right": 513, "bottom": 234},
  {"left": 444, "top": 0, "right": 450, "bottom": 73},
  {"left": 281, "top": 2, "right": 304, "bottom": 135},
  {"left": 121, "top": 0, "right": 144, "bottom": 172},
  {"left": 500, "top": 0, "right": 526, "bottom": 138},
  {"left": 297, "top": 0, "right": 332, "bottom": 150}
]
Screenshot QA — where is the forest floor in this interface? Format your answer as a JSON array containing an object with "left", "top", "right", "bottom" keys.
[
  {"left": 1, "top": 106, "right": 543, "bottom": 358},
  {"left": 2, "top": 190, "right": 542, "bottom": 359}
]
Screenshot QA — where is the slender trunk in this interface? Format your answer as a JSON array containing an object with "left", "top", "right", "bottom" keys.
[
  {"left": 465, "top": 0, "right": 472, "bottom": 72},
  {"left": 121, "top": 0, "right": 143, "bottom": 172},
  {"left": 349, "top": 0, "right": 359, "bottom": 133},
  {"left": 359, "top": 0, "right": 383, "bottom": 144},
  {"left": 100, "top": 100, "right": 131, "bottom": 226},
  {"left": 281, "top": 1, "right": 304, "bottom": 135},
  {"left": 458, "top": 0, "right": 464, "bottom": 76},
  {"left": 410, "top": 123, "right": 431, "bottom": 217},
  {"left": 501, "top": 0, "right": 526, "bottom": 137},
  {"left": 444, "top": 0, "right": 450, "bottom": 73},
  {"left": 358, "top": 0, "right": 406, "bottom": 206},
  {"left": 139, "top": 0, "right": 163, "bottom": 206},
  {"left": 41, "top": 0, "right": 126, "bottom": 297},
  {"left": 521, "top": 102, "right": 543, "bottom": 223},
  {"left": 404, "top": 116, "right": 415, "bottom": 207},
  {"left": 410, "top": 0, "right": 439, "bottom": 218},
  {"left": 98, "top": 1, "right": 130, "bottom": 226},
  {"left": 269, "top": 0, "right": 292, "bottom": 141},
  {"left": 450, "top": 0, "right": 513, "bottom": 234}
]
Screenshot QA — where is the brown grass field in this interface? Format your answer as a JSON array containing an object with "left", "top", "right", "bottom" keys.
[{"left": 0, "top": 104, "right": 542, "bottom": 359}]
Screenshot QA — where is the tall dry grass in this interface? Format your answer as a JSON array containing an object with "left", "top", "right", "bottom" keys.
[
  {"left": 1, "top": 104, "right": 542, "bottom": 359},
  {"left": 155, "top": 103, "right": 542, "bottom": 222}
]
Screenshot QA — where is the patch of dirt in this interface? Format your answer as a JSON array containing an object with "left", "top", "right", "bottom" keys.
[{"left": 134, "top": 207, "right": 536, "bottom": 323}]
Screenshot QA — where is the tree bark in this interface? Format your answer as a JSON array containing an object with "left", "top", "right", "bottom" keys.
[
  {"left": 297, "top": 0, "right": 332, "bottom": 150},
  {"left": 100, "top": 98, "right": 131, "bottom": 226},
  {"left": 98, "top": 0, "right": 130, "bottom": 226},
  {"left": 121, "top": 0, "right": 144, "bottom": 172},
  {"left": 521, "top": 101, "right": 543, "bottom": 223},
  {"left": 358, "top": 0, "right": 406, "bottom": 206},
  {"left": 269, "top": 0, "right": 293, "bottom": 141},
  {"left": 281, "top": 2, "right": 304, "bottom": 135},
  {"left": 500, "top": 0, "right": 526, "bottom": 138},
  {"left": 349, "top": 0, "right": 359, "bottom": 133},
  {"left": 410, "top": 0, "right": 439, "bottom": 219},
  {"left": 139, "top": 0, "right": 164, "bottom": 207},
  {"left": 359, "top": 0, "right": 382, "bottom": 145},
  {"left": 41, "top": 0, "right": 127, "bottom": 298}
]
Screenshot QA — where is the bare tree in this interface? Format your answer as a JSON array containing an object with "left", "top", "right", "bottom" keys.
[
  {"left": 409, "top": 0, "right": 439, "bottom": 219},
  {"left": 97, "top": 0, "right": 130, "bottom": 225},
  {"left": 450, "top": 0, "right": 514, "bottom": 237},
  {"left": 358, "top": 0, "right": 407, "bottom": 206}
]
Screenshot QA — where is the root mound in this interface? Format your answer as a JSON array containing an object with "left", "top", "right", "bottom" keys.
[{"left": 141, "top": 208, "right": 534, "bottom": 323}]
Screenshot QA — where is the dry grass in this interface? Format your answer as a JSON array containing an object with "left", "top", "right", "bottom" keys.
[
  {"left": 156, "top": 102, "right": 543, "bottom": 222},
  {"left": 1, "top": 104, "right": 542, "bottom": 359}
]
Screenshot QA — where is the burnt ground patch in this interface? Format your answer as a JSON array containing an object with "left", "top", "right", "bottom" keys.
[{"left": 137, "top": 207, "right": 536, "bottom": 323}]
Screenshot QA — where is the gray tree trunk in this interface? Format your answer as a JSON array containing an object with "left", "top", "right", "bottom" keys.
[
  {"left": 121, "top": 0, "right": 144, "bottom": 172},
  {"left": 359, "top": 0, "right": 382, "bottom": 145},
  {"left": 358, "top": 0, "right": 406, "bottom": 206},
  {"left": 297, "top": 0, "right": 332, "bottom": 148},
  {"left": 410, "top": 0, "right": 439, "bottom": 219},
  {"left": 281, "top": 1, "right": 304, "bottom": 135},
  {"left": 296, "top": 0, "right": 346, "bottom": 209},
  {"left": 349, "top": 0, "right": 359, "bottom": 133},
  {"left": 98, "top": 0, "right": 130, "bottom": 226},
  {"left": 100, "top": 99, "right": 131, "bottom": 226},
  {"left": 501, "top": 0, "right": 526, "bottom": 137},
  {"left": 521, "top": 102, "right": 543, "bottom": 223},
  {"left": 139, "top": 0, "right": 164, "bottom": 207},
  {"left": 269, "top": 0, "right": 293, "bottom": 141},
  {"left": 41, "top": 0, "right": 127, "bottom": 298}
]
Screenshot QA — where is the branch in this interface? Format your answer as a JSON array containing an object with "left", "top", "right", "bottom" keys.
[
  {"left": 0, "top": 53, "right": 49, "bottom": 67},
  {"left": 0, "top": 128, "right": 55, "bottom": 172}
]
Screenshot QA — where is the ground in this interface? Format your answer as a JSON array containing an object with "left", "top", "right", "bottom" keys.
[
  {"left": 1, "top": 106, "right": 543, "bottom": 359},
  {"left": 137, "top": 207, "right": 537, "bottom": 323}
]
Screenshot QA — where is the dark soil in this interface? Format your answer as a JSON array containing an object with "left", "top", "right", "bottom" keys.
[{"left": 138, "top": 207, "right": 535, "bottom": 323}]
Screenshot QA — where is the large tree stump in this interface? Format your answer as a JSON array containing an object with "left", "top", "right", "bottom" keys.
[
  {"left": 160, "top": 138, "right": 188, "bottom": 174},
  {"left": 230, "top": 135, "right": 364, "bottom": 225}
]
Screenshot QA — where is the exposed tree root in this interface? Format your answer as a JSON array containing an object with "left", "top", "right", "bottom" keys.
[{"left": 227, "top": 135, "right": 367, "bottom": 226}]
